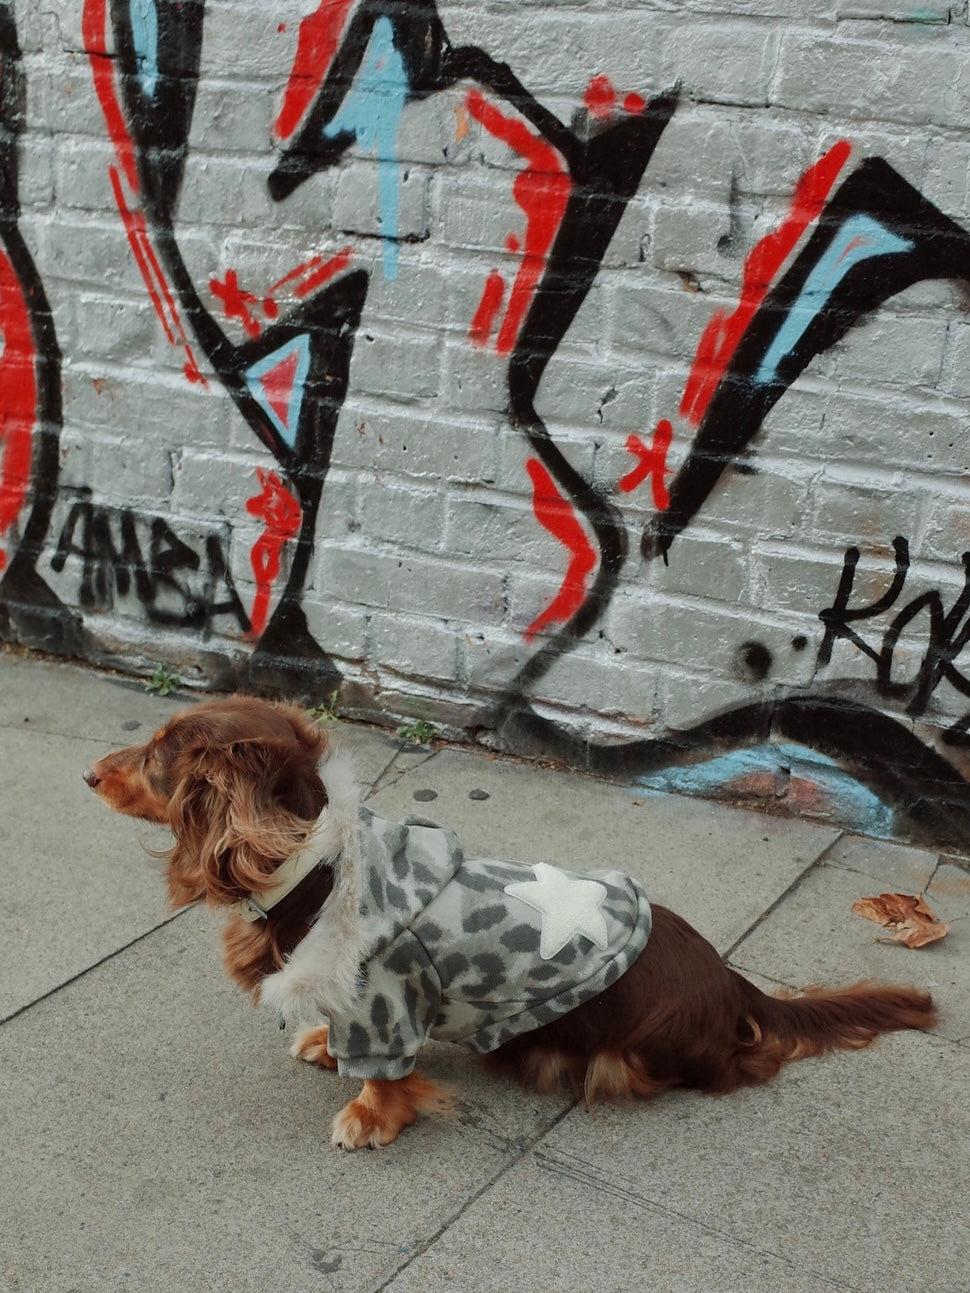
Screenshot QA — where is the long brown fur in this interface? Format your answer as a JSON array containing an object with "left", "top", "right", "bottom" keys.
[{"left": 85, "top": 695, "right": 937, "bottom": 1147}]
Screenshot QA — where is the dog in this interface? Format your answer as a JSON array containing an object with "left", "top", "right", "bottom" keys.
[{"left": 84, "top": 695, "right": 936, "bottom": 1149}]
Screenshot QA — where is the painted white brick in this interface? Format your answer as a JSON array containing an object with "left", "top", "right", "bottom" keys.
[
  {"left": 9, "top": 0, "right": 970, "bottom": 834},
  {"left": 461, "top": 626, "right": 535, "bottom": 694},
  {"left": 655, "top": 531, "right": 751, "bottom": 605},
  {"left": 360, "top": 479, "right": 446, "bottom": 553},
  {"left": 662, "top": 22, "right": 780, "bottom": 108},
  {"left": 774, "top": 32, "right": 960, "bottom": 127},
  {"left": 302, "top": 600, "right": 370, "bottom": 663},
  {"left": 332, "top": 162, "right": 429, "bottom": 242},
  {"left": 333, "top": 400, "right": 500, "bottom": 486},
  {"left": 349, "top": 329, "right": 442, "bottom": 402},
  {"left": 831, "top": 313, "right": 948, "bottom": 388},
  {"left": 369, "top": 612, "right": 460, "bottom": 683}
]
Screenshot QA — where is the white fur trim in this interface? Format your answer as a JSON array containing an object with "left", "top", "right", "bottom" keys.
[{"left": 258, "top": 747, "right": 367, "bottom": 1025}]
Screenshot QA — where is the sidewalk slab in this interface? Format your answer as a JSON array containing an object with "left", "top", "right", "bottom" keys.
[
  {"left": 0, "top": 902, "right": 571, "bottom": 1293},
  {"left": 0, "top": 658, "right": 407, "bottom": 1019},
  {"left": 0, "top": 722, "right": 173, "bottom": 1019},
  {"left": 366, "top": 745, "right": 841, "bottom": 951},
  {"left": 732, "top": 857, "right": 970, "bottom": 1044},
  {"left": 385, "top": 1030, "right": 970, "bottom": 1293},
  {"left": 3, "top": 654, "right": 967, "bottom": 1293}
]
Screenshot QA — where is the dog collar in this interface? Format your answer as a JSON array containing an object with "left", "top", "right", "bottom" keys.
[{"left": 230, "top": 815, "right": 330, "bottom": 923}]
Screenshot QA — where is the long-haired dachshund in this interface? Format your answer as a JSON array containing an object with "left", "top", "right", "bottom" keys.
[{"left": 84, "top": 695, "right": 935, "bottom": 1149}]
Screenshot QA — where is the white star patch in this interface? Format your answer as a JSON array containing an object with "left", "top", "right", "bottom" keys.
[{"left": 504, "top": 862, "right": 610, "bottom": 959}]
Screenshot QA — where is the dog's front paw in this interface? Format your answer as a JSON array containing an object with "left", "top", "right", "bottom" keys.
[
  {"left": 330, "top": 1097, "right": 401, "bottom": 1150},
  {"left": 290, "top": 1024, "right": 338, "bottom": 1070}
]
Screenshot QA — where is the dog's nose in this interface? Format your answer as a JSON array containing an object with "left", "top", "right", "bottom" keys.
[{"left": 83, "top": 769, "right": 100, "bottom": 789}]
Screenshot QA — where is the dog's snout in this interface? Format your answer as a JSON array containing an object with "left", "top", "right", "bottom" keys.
[{"left": 83, "top": 768, "right": 101, "bottom": 789}]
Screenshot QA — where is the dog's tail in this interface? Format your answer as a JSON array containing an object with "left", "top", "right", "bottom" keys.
[{"left": 737, "top": 979, "right": 935, "bottom": 1082}]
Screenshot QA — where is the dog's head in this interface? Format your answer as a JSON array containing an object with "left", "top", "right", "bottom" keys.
[{"left": 84, "top": 696, "right": 328, "bottom": 908}]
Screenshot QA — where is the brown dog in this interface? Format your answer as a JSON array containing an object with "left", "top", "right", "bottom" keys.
[{"left": 84, "top": 695, "right": 936, "bottom": 1149}]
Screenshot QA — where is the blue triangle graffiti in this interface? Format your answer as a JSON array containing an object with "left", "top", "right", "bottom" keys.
[{"left": 243, "top": 334, "right": 312, "bottom": 449}]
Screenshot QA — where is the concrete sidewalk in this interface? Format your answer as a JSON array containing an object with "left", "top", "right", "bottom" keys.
[{"left": 1, "top": 653, "right": 968, "bottom": 1293}]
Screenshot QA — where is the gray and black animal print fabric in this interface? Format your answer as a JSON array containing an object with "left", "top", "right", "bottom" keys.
[{"left": 324, "top": 807, "right": 652, "bottom": 1080}]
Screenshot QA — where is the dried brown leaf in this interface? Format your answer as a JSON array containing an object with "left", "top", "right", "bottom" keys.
[{"left": 851, "top": 891, "right": 950, "bottom": 948}]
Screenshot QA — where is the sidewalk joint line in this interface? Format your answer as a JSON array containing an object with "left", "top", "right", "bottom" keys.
[
  {"left": 722, "top": 831, "right": 844, "bottom": 963},
  {"left": 372, "top": 1099, "right": 579, "bottom": 1291},
  {"left": 0, "top": 905, "right": 195, "bottom": 1026}
]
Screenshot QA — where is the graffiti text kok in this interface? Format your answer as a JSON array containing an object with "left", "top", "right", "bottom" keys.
[{"left": 818, "top": 537, "right": 970, "bottom": 741}]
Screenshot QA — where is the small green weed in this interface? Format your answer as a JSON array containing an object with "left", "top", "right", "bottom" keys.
[
  {"left": 145, "top": 663, "right": 182, "bottom": 697},
  {"left": 396, "top": 719, "right": 439, "bottom": 746},
  {"left": 307, "top": 690, "right": 341, "bottom": 723}
]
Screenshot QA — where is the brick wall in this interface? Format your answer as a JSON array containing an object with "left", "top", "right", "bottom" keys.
[{"left": 4, "top": 0, "right": 970, "bottom": 848}]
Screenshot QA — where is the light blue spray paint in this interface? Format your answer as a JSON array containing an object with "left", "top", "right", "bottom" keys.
[
  {"left": 323, "top": 16, "right": 408, "bottom": 281},
  {"left": 756, "top": 214, "right": 912, "bottom": 385},
  {"left": 636, "top": 741, "right": 894, "bottom": 837},
  {"left": 129, "top": 0, "right": 160, "bottom": 99},
  {"left": 243, "top": 335, "right": 312, "bottom": 449}
]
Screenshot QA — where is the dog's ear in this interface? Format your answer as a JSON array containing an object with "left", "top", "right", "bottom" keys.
[{"left": 166, "top": 734, "right": 324, "bottom": 907}]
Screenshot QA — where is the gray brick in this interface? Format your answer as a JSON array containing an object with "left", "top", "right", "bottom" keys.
[
  {"left": 605, "top": 277, "right": 715, "bottom": 367},
  {"left": 754, "top": 537, "right": 888, "bottom": 618},
  {"left": 657, "top": 669, "right": 761, "bottom": 730},
  {"left": 175, "top": 155, "right": 280, "bottom": 229},
  {"left": 369, "top": 612, "right": 459, "bottom": 683},
  {"left": 774, "top": 33, "right": 959, "bottom": 127},
  {"left": 462, "top": 626, "right": 538, "bottom": 693},
  {"left": 818, "top": 390, "right": 968, "bottom": 476},
  {"left": 607, "top": 591, "right": 819, "bottom": 687},
  {"left": 651, "top": 200, "right": 736, "bottom": 278},
  {"left": 54, "top": 138, "right": 131, "bottom": 212},
  {"left": 805, "top": 467, "right": 922, "bottom": 547},
  {"left": 834, "top": 0, "right": 949, "bottom": 19},
  {"left": 72, "top": 294, "right": 159, "bottom": 362},
  {"left": 662, "top": 21, "right": 780, "bottom": 108},
  {"left": 526, "top": 645, "right": 660, "bottom": 722},
  {"left": 676, "top": 456, "right": 810, "bottom": 546},
  {"left": 302, "top": 600, "right": 369, "bottom": 663},
  {"left": 332, "top": 162, "right": 429, "bottom": 242},
  {"left": 350, "top": 329, "right": 441, "bottom": 402},
  {"left": 655, "top": 531, "right": 751, "bottom": 605},
  {"left": 334, "top": 399, "right": 500, "bottom": 486},
  {"left": 360, "top": 479, "right": 445, "bottom": 553},
  {"left": 939, "top": 320, "right": 970, "bottom": 400},
  {"left": 831, "top": 313, "right": 947, "bottom": 388},
  {"left": 444, "top": 492, "right": 544, "bottom": 565},
  {"left": 170, "top": 447, "right": 272, "bottom": 520},
  {"left": 189, "top": 78, "right": 280, "bottom": 154},
  {"left": 317, "top": 544, "right": 505, "bottom": 623}
]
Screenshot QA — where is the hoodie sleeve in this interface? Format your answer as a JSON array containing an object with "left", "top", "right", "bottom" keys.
[{"left": 324, "top": 930, "right": 443, "bottom": 1081}]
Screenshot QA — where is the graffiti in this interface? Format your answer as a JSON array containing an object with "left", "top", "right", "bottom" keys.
[
  {"left": 523, "top": 460, "right": 597, "bottom": 643},
  {"left": 641, "top": 155, "right": 970, "bottom": 564},
  {"left": 246, "top": 471, "right": 304, "bottom": 641},
  {"left": 72, "top": 1, "right": 970, "bottom": 846},
  {"left": 50, "top": 495, "right": 249, "bottom": 635},
  {"left": 84, "top": 0, "right": 368, "bottom": 689},
  {"left": 0, "top": 3, "right": 78, "bottom": 654},
  {"left": 617, "top": 422, "right": 673, "bottom": 512},
  {"left": 1, "top": 0, "right": 969, "bottom": 849},
  {"left": 818, "top": 538, "right": 970, "bottom": 742}
]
